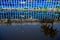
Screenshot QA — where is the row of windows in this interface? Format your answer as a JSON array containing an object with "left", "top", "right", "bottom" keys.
[
  {"left": 0, "top": 0, "right": 59, "bottom": 4},
  {"left": 0, "top": 14, "right": 53, "bottom": 19},
  {"left": 0, "top": 0, "right": 57, "bottom": 1},
  {"left": 0, "top": 1, "right": 59, "bottom": 8},
  {"left": 0, "top": 10, "right": 58, "bottom": 19},
  {"left": 0, "top": 1, "right": 58, "bottom": 6}
]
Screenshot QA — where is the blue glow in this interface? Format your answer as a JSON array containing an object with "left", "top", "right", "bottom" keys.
[{"left": 0, "top": 0, "right": 60, "bottom": 8}]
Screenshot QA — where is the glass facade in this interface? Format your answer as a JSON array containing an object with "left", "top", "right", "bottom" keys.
[
  {"left": 0, "top": 0, "right": 60, "bottom": 8},
  {"left": 0, "top": 0, "right": 60, "bottom": 20}
]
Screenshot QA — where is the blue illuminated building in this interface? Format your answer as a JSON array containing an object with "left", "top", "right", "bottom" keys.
[
  {"left": 0, "top": 0, "right": 60, "bottom": 8},
  {"left": 0, "top": 0, "right": 60, "bottom": 20}
]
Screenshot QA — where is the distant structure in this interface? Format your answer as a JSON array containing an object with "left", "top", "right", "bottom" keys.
[
  {"left": 0, "top": 0, "right": 60, "bottom": 8},
  {"left": 0, "top": 0, "right": 60, "bottom": 20}
]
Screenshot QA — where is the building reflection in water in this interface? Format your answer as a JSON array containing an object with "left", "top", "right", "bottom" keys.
[{"left": 40, "top": 23, "right": 58, "bottom": 38}]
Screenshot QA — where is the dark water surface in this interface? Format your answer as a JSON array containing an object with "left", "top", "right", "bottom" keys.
[{"left": 0, "top": 23, "right": 60, "bottom": 40}]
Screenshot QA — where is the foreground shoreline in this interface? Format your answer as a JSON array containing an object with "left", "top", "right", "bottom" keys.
[{"left": 0, "top": 19, "right": 60, "bottom": 24}]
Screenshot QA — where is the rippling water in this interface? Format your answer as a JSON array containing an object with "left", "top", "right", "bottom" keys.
[{"left": 0, "top": 23, "right": 60, "bottom": 40}]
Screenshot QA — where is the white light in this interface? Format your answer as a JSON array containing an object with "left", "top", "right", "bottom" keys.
[
  {"left": 19, "top": 2, "right": 26, "bottom": 4},
  {"left": 30, "top": 0, "right": 33, "bottom": 2},
  {"left": 20, "top": 15, "right": 25, "bottom": 17}
]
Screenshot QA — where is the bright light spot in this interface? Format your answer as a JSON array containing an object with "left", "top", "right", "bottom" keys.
[
  {"left": 20, "top": 15, "right": 25, "bottom": 17},
  {"left": 19, "top": 2, "right": 26, "bottom": 4},
  {"left": 28, "top": 0, "right": 34, "bottom": 2},
  {"left": 47, "top": 0, "right": 52, "bottom": 2},
  {"left": 30, "top": 0, "right": 33, "bottom": 2}
]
